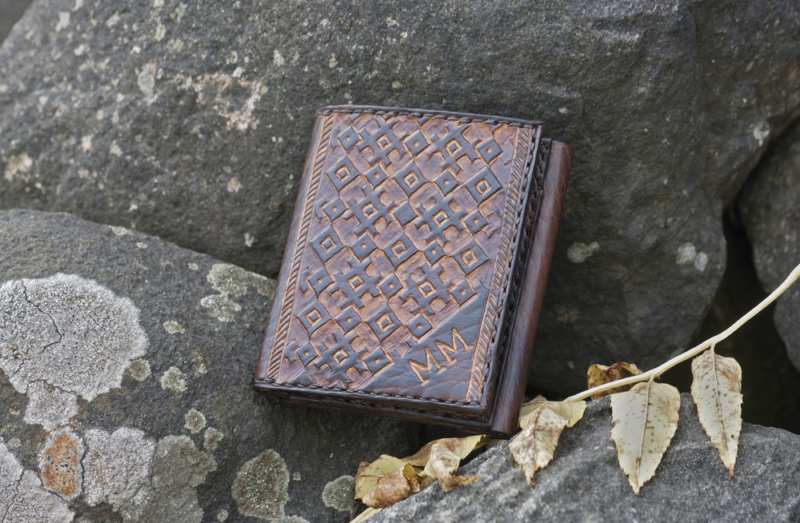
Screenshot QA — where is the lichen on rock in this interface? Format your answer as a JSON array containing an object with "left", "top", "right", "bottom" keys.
[
  {"left": 201, "top": 263, "right": 276, "bottom": 322},
  {"left": 121, "top": 435, "right": 216, "bottom": 523},
  {"left": 322, "top": 475, "right": 359, "bottom": 516},
  {"left": 0, "top": 274, "right": 148, "bottom": 403},
  {"left": 23, "top": 381, "right": 78, "bottom": 430},
  {"left": 160, "top": 366, "right": 187, "bottom": 393},
  {"left": 38, "top": 428, "right": 84, "bottom": 501},
  {"left": 83, "top": 427, "right": 156, "bottom": 510},
  {"left": 232, "top": 449, "right": 290, "bottom": 521},
  {"left": 0, "top": 438, "right": 73, "bottom": 522}
]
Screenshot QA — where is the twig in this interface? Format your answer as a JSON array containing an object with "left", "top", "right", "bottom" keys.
[{"left": 567, "top": 262, "right": 800, "bottom": 403}]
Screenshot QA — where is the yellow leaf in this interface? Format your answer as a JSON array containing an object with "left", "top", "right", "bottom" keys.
[
  {"left": 518, "top": 395, "right": 549, "bottom": 429},
  {"left": 354, "top": 455, "right": 408, "bottom": 501},
  {"left": 508, "top": 400, "right": 586, "bottom": 486},
  {"left": 611, "top": 380, "right": 680, "bottom": 495},
  {"left": 691, "top": 349, "right": 742, "bottom": 479},
  {"left": 361, "top": 465, "right": 421, "bottom": 508},
  {"left": 587, "top": 362, "right": 643, "bottom": 400},
  {"left": 422, "top": 435, "right": 488, "bottom": 492},
  {"left": 349, "top": 507, "right": 381, "bottom": 523}
]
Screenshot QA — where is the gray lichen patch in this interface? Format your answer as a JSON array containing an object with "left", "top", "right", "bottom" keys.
[
  {"left": 160, "top": 366, "right": 187, "bottom": 393},
  {"left": 128, "top": 359, "right": 152, "bottom": 382},
  {"left": 38, "top": 428, "right": 84, "bottom": 500},
  {"left": 322, "top": 475, "right": 359, "bottom": 516},
  {"left": 162, "top": 321, "right": 185, "bottom": 334},
  {"left": 184, "top": 409, "right": 206, "bottom": 434},
  {"left": 231, "top": 449, "right": 290, "bottom": 521},
  {"left": 23, "top": 381, "right": 78, "bottom": 430},
  {"left": 203, "top": 427, "right": 224, "bottom": 452},
  {"left": 200, "top": 294, "right": 241, "bottom": 323},
  {"left": 0, "top": 439, "right": 73, "bottom": 522},
  {"left": 201, "top": 264, "right": 276, "bottom": 322},
  {"left": 83, "top": 427, "right": 156, "bottom": 510},
  {"left": 110, "top": 226, "right": 136, "bottom": 237},
  {"left": 0, "top": 274, "right": 148, "bottom": 401},
  {"left": 567, "top": 241, "right": 600, "bottom": 264},
  {"left": 120, "top": 435, "right": 216, "bottom": 523}
]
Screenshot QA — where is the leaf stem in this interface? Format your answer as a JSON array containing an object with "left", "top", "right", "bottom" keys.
[{"left": 566, "top": 262, "right": 800, "bottom": 403}]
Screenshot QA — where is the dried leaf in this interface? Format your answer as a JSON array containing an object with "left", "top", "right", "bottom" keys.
[
  {"left": 587, "top": 362, "right": 643, "bottom": 399},
  {"left": 422, "top": 435, "right": 488, "bottom": 492},
  {"left": 691, "top": 349, "right": 743, "bottom": 478},
  {"left": 611, "top": 380, "right": 680, "bottom": 495},
  {"left": 508, "top": 400, "right": 586, "bottom": 486},
  {"left": 354, "top": 455, "right": 408, "bottom": 501},
  {"left": 402, "top": 441, "right": 435, "bottom": 467},
  {"left": 361, "top": 465, "right": 421, "bottom": 508},
  {"left": 349, "top": 507, "right": 381, "bottom": 523},
  {"left": 518, "top": 395, "right": 550, "bottom": 428}
]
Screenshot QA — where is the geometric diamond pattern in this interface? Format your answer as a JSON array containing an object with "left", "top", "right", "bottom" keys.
[{"left": 283, "top": 111, "right": 525, "bottom": 392}]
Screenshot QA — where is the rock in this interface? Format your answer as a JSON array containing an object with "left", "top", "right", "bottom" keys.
[
  {"left": 0, "top": 0, "right": 32, "bottom": 44},
  {"left": 739, "top": 121, "right": 800, "bottom": 372},
  {"left": 370, "top": 393, "right": 800, "bottom": 523},
  {"left": 2, "top": 1, "right": 800, "bottom": 394},
  {"left": 0, "top": 209, "right": 422, "bottom": 523}
]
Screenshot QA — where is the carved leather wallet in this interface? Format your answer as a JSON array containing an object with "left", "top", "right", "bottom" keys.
[{"left": 255, "top": 106, "right": 572, "bottom": 437}]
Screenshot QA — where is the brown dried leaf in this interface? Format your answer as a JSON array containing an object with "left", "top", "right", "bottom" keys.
[
  {"left": 611, "top": 380, "right": 680, "bottom": 495},
  {"left": 422, "top": 435, "right": 488, "bottom": 492},
  {"left": 354, "top": 455, "right": 408, "bottom": 501},
  {"left": 361, "top": 465, "right": 421, "bottom": 508},
  {"left": 587, "top": 362, "right": 643, "bottom": 399},
  {"left": 508, "top": 399, "right": 586, "bottom": 486},
  {"left": 691, "top": 349, "right": 743, "bottom": 478},
  {"left": 518, "top": 395, "right": 550, "bottom": 429}
]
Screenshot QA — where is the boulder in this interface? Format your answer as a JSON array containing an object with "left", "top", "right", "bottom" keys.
[
  {"left": 0, "top": 209, "right": 423, "bottom": 523},
  {"left": 739, "top": 121, "right": 800, "bottom": 371},
  {"left": 1, "top": 0, "right": 800, "bottom": 394},
  {"left": 370, "top": 393, "right": 800, "bottom": 522}
]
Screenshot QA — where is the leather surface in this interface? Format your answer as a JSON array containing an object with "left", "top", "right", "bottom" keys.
[{"left": 255, "top": 106, "right": 569, "bottom": 436}]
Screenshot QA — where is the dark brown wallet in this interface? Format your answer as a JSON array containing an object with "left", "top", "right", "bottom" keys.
[{"left": 254, "top": 106, "right": 572, "bottom": 437}]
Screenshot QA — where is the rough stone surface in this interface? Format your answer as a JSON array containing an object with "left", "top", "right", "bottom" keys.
[
  {"left": 371, "top": 393, "right": 800, "bottom": 523},
  {"left": 740, "top": 121, "right": 800, "bottom": 372},
  {"left": 0, "top": 209, "right": 423, "bottom": 522},
  {"left": 2, "top": 1, "right": 800, "bottom": 393}
]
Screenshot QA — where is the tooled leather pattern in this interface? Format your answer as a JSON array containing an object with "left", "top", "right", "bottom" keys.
[{"left": 265, "top": 108, "right": 540, "bottom": 407}]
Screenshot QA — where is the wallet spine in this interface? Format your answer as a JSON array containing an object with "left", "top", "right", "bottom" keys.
[{"left": 490, "top": 141, "right": 573, "bottom": 435}]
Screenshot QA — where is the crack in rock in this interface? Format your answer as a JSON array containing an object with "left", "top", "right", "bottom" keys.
[
  {"left": 0, "top": 438, "right": 73, "bottom": 523},
  {"left": 0, "top": 275, "right": 149, "bottom": 426}
]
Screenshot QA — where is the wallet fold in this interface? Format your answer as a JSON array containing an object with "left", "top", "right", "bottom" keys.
[{"left": 255, "top": 106, "right": 572, "bottom": 437}]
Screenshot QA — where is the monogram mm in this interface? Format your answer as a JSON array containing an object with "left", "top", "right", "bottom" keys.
[{"left": 255, "top": 106, "right": 571, "bottom": 436}]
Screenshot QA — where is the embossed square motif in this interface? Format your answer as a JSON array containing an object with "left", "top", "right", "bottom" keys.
[{"left": 256, "top": 105, "right": 571, "bottom": 438}]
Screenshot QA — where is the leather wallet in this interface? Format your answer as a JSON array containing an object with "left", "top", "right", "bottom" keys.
[{"left": 254, "top": 106, "right": 572, "bottom": 437}]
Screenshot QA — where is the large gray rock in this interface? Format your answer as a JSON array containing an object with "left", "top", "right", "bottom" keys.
[
  {"left": 739, "top": 121, "right": 800, "bottom": 371},
  {"left": 0, "top": 209, "right": 423, "bottom": 523},
  {"left": 1, "top": 0, "right": 800, "bottom": 394},
  {"left": 371, "top": 393, "right": 800, "bottom": 523}
]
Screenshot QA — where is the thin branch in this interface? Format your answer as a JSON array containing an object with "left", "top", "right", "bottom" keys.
[{"left": 567, "top": 262, "right": 800, "bottom": 403}]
